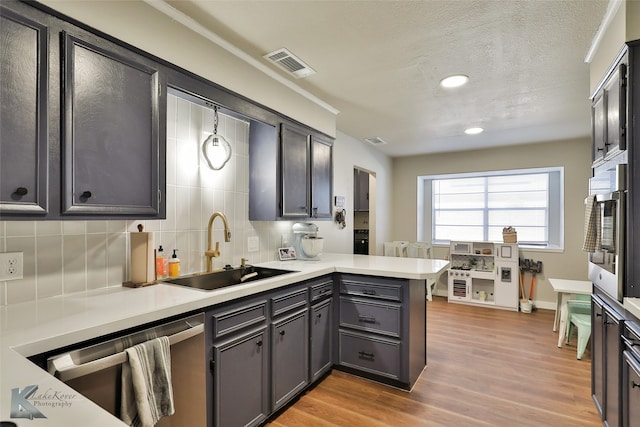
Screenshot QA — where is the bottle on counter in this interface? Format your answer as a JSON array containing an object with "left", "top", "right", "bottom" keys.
[
  {"left": 169, "top": 249, "right": 180, "bottom": 278},
  {"left": 155, "top": 245, "right": 168, "bottom": 280}
]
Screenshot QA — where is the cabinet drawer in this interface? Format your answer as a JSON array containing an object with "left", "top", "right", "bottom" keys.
[
  {"left": 339, "top": 275, "right": 403, "bottom": 302},
  {"left": 310, "top": 278, "right": 333, "bottom": 302},
  {"left": 339, "top": 330, "right": 400, "bottom": 380},
  {"left": 625, "top": 322, "right": 640, "bottom": 360},
  {"left": 624, "top": 350, "right": 640, "bottom": 427},
  {"left": 211, "top": 300, "right": 268, "bottom": 340},
  {"left": 271, "top": 286, "right": 308, "bottom": 317},
  {"left": 340, "top": 297, "right": 401, "bottom": 338}
]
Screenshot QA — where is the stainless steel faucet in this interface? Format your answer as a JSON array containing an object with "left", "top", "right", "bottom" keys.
[{"left": 205, "top": 212, "right": 231, "bottom": 272}]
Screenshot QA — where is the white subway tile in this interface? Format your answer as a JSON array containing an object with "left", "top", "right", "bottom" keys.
[
  {"left": 63, "top": 235, "right": 87, "bottom": 294},
  {"left": 35, "top": 235, "right": 63, "bottom": 299},
  {"left": 5, "top": 222, "right": 35, "bottom": 237}
]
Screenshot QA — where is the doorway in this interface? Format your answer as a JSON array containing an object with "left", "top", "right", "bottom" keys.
[{"left": 353, "top": 168, "right": 375, "bottom": 254}]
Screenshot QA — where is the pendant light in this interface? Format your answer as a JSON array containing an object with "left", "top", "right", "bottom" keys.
[{"left": 202, "top": 105, "right": 232, "bottom": 170}]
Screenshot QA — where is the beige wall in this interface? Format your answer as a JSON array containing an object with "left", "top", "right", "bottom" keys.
[
  {"left": 38, "top": 0, "right": 337, "bottom": 137},
  {"left": 628, "top": 0, "right": 640, "bottom": 41},
  {"left": 391, "top": 138, "right": 592, "bottom": 307},
  {"left": 589, "top": 0, "right": 640, "bottom": 94},
  {"left": 317, "top": 131, "right": 394, "bottom": 256}
]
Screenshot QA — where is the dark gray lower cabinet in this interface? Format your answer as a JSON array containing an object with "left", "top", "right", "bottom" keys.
[
  {"left": 624, "top": 351, "right": 640, "bottom": 427},
  {"left": 623, "top": 321, "right": 640, "bottom": 427},
  {"left": 336, "top": 274, "right": 426, "bottom": 390},
  {"left": 208, "top": 297, "right": 269, "bottom": 427},
  {"left": 206, "top": 273, "right": 425, "bottom": 425},
  {"left": 310, "top": 298, "right": 333, "bottom": 382},
  {"left": 592, "top": 294, "right": 624, "bottom": 427},
  {"left": 212, "top": 326, "right": 269, "bottom": 427},
  {"left": 271, "top": 309, "right": 309, "bottom": 411}
]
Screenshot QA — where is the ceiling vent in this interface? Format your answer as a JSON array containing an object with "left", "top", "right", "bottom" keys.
[
  {"left": 364, "top": 136, "right": 388, "bottom": 146},
  {"left": 264, "top": 48, "right": 316, "bottom": 79}
]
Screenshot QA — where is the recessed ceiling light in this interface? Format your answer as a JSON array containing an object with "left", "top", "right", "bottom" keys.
[
  {"left": 464, "top": 127, "right": 484, "bottom": 135},
  {"left": 440, "top": 74, "right": 469, "bottom": 88}
]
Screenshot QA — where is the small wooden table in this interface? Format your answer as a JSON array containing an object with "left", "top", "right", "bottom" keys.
[{"left": 549, "top": 278, "right": 592, "bottom": 347}]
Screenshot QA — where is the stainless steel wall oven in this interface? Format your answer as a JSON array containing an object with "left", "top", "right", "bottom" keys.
[{"left": 588, "top": 162, "right": 627, "bottom": 302}]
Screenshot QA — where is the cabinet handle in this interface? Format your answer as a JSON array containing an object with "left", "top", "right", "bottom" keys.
[
  {"left": 362, "top": 289, "right": 377, "bottom": 295},
  {"left": 358, "top": 351, "right": 375, "bottom": 359},
  {"left": 80, "top": 191, "right": 92, "bottom": 199},
  {"left": 14, "top": 187, "right": 28, "bottom": 196},
  {"left": 256, "top": 340, "right": 263, "bottom": 347},
  {"left": 633, "top": 381, "right": 640, "bottom": 389},
  {"left": 596, "top": 312, "right": 602, "bottom": 317},
  {"left": 317, "top": 313, "right": 322, "bottom": 318},
  {"left": 279, "top": 330, "right": 286, "bottom": 336},
  {"left": 358, "top": 315, "right": 377, "bottom": 324}
]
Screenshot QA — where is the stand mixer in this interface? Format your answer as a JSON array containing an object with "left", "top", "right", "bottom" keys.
[{"left": 292, "top": 222, "right": 324, "bottom": 260}]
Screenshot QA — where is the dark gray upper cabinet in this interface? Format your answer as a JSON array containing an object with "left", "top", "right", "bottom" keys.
[
  {"left": 281, "top": 123, "right": 310, "bottom": 218},
  {"left": 310, "top": 135, "right": 333, "bottom": 219},
  {"left": 0, "top": 6, "right": 49, "bottom": 216},
  {"left": 592, "top": 54, "right": 627, "bottom": 165},
  {"left": 0, "top": 0, "right": 166, "bottom": 220},
  {"left": 249, "top": 121, "right": 333, "bottom": 221},
  {"left": 354, "top": 169, "right": 370, "bottom": 212},
  {"left": 61, "top": 32, "right": 165, "bottom": 217}
]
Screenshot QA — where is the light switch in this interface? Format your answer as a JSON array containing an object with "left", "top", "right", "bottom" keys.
[{"left": 247, "top": 236, "right": 259, "bottom": 252}]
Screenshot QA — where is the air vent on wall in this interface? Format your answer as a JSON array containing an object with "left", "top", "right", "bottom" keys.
[
  {"left": 264, "top": 48, "right": 316, "bottom": 79},
  {"left": 364, "top": 136, "right": 388, "bottom": 145}
]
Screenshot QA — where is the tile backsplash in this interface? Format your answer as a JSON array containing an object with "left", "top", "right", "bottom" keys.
[{"left": 0, "top": 93, "right": 294, "bottom": 306}]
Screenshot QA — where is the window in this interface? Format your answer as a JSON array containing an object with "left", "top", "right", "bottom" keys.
[{"left": 418, "top": 167, "right": 563, "bottom": 249}]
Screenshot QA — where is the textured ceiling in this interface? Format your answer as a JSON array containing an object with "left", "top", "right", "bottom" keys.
[{"left": 165, "top": 0, "right": 609, "bottom": 157}]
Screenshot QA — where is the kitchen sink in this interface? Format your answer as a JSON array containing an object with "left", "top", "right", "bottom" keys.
[{"left": 165, "top": 266, "right": 296, "bottom": 291}]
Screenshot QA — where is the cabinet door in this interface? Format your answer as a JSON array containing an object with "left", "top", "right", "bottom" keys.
[
  {"left": 61, "top": 32, "right": 165, "bottom": 217},
  {"left": 310, "top": 298, "right": 333, "bottom": 382},
  {"left": 281, "top": 123, "right": 309, "bottom": 217},
  {"left": 213, "top": 326, "right": 268, "bottom": 427},
  {"left": 272, "top": 309, "right": 309, "bottom": 411},
  {"left": 624, "top": 351, "right": 640, "bottom": 427},
  {"left": 310, "top": 136, "right": 332, "bottom": 218},
  {"left": 604, "top": 306, "right": 623, "bottom": 427},
  {"left": 592, "top": 298, "right": 604, "bottom": 417},
  {"left": 0, "top": 7, "right": 48, "bottom": 215},
  {"left": 592, "top": 92, "right": 606, "bottom": 164},
  {"left": 604, "top": 63, "right": 627, "bottom": 155},
  {"left": 354, "top": 169, "right": 369, "bottom": 212}
]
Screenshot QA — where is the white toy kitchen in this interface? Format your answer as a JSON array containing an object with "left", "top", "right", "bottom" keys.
[{"left": 447, "top": 241, "right": 520, "bottom": 311}]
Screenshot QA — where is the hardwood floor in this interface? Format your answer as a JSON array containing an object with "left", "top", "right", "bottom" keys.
[{"left": 268, "top": 296, "right": 602, "bottom": 426}]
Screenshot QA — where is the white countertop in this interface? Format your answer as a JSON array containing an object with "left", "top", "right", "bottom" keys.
[
  {"left": 624, "top": 297, "right": 640, "bottom": 321},
  {"left": 0, "top": 254, "right": 448, "bottom": 426}
]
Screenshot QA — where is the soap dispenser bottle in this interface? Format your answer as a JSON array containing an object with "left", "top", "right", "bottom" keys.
[
  {"left": 169, "top": 249, "right": 180, "bottom": 278},
  {"left": 155, "top": 245, "right": 168, "bottom": 280}
]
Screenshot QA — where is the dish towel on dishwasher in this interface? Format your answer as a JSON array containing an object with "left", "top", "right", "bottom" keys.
[
  {"left": 582, "top": 195, "right": 601, "bottom": 252},
  {"left": 121, "top": 336, "right": 175, "bottom": 427}
]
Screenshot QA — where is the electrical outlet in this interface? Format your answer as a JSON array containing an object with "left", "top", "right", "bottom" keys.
[{"left": 0, "top": 252, "right": 23, "bottom": 281}]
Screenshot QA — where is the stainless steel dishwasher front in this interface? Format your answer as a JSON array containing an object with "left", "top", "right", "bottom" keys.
[{"left": 47, "top": 313, "right": 206, "bottom": 427}]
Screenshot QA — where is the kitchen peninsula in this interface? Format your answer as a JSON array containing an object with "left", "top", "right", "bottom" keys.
[{"left": 0, "top": 254, "right": 448, "bottom": 426}]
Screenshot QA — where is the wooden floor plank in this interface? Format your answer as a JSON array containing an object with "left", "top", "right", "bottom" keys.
[{"left": 267, "top": 296, "right": 601, "bottom": 426}]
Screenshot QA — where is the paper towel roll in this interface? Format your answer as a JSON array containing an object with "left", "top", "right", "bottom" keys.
[{"left": 130, "top": 232, "right": 155, "bottom": 284}]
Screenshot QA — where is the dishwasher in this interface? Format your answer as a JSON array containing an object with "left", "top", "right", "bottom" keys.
[{"left": 46, "top": 313, "right": 206, "bottom": 427}]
